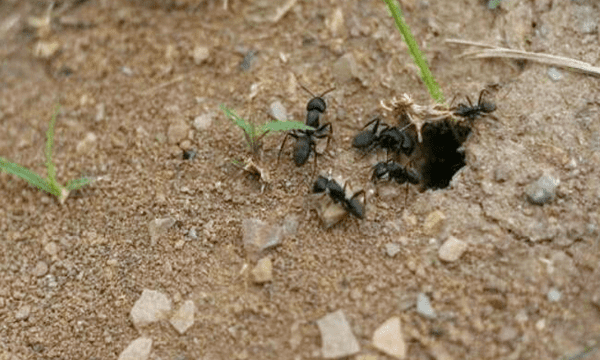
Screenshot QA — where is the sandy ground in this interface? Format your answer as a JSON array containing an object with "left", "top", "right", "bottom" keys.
[{"left": 1, "top": 0, "right": 600, "bottom": 359}]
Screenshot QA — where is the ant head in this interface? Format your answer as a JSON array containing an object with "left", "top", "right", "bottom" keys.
[
  {"left": 307, "top": 98, "right": 326, "bottom": 113},
  {"left": 482, "top": 101, "right": 496, "bottom": 113},
  {"left": 313, "top": 175, "right": 329, "bottom": 193}
]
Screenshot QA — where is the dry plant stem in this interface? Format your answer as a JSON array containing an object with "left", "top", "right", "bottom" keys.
[{"left": 446, "top": 38, "right": 600, "bottom": 77}]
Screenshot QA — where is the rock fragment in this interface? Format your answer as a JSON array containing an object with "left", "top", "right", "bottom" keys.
[
  {"left": 547, "top": 288, "right": 561, "bottom": 302},
  {"left": 148, "top": 217, "right": 176, "bottom": 246},
  {"left": 167, "top": 119, "right": 190, "bottom": 144},
  {"left": 118, "top": 337, "right": 152, "bottom": 360},
  {"left": 130, "top": 289, "right": 172, "bottom": 329},
  {"left": 317, "top": 310, "right": 360, "bottom": 358},
  {"left": 251, "top": 257, "right": 273, "bottom": 284},
  {"left": 193, "top": 113, "right": 214, "bottom": 130},
  {"left": 15, "top": 305, "right": 31, "bottom": 320},
  {"left": 192, "top": 46, "right": 210, "bottom": 65},
  {"left": 32, "top": 261, "right": 49, "bottom": 277},
  {"left": 438, "top": 237, "right": 467, "bottom": 262},
  {"left": 416, "top": 293, "right": 436, "bottom": 319},
  {"left": 242, "top": 218, "right": 286, "bottom": 254},
  {"left": 372, "top": 317, "right": 406, "bottom": 359},
  {"left": 385, "top": 243, "right": 401, "bottom": 257},
  {"left": 332, "top": 53, "right": 359, "bottom": 84},
  {"left": 170, "top": 300, "right": 195, "bottom": 335},
  {"left": 526, "top": 175, "right": 559, "bottom": 205},
  {"left": 269, "top": 100, "right": 287, "bottom": 121},
  {"left": 422, "top": 210, "right": 446, "bottom": 236}
]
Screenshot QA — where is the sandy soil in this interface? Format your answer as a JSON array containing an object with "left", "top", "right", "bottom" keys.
[{"left": 1, "top": 0, "right": 600, "bottom": 359}]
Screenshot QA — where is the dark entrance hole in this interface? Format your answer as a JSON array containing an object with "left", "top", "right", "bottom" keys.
[{"left": 417, "top": 119, "right": 472, "bottom": 190}]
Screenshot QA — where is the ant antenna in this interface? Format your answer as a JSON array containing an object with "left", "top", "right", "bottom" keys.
[{"left": 299, "top": 83, "right": 336, "bottom": 98}]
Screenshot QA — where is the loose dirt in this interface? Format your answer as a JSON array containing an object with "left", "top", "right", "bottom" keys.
[{"left": 1, "top": 0, "right": 600, "bottom": 359}]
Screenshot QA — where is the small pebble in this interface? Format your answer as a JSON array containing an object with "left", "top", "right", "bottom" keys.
[
  {"left": 192, "top": 46, "right": 210, "bottom": 65},
  {"left": 422, "top": 210, "right": 446, "bottom": 236},
  {"left": 327, "top": 7, "right": 345, "bottom": 37},
  {"left": 498, "top": 326, "right": 518, "bottom": 342},
  {"left": 547, "top": 67, "right": 563, "bottom": 81},
  {"left": 417, "top": 293, "right": 436, "bottom": 319},
  {"left": 526, "top": 175, "right": 560, "bottom": 205},
  {"left": 385, "top": 243, "right": 401, "bottom": 257},
  {"left": 332, "top": 53, "right": 359, "bottom": 84},
  {"left": 170, "top": 300, "right": 195, "bottom": 335},
  {"left": 251, "top": 257, "right": 273, "bottom": 284},
  {"left": 240, "top": 50, "right": 257, "bottom": 71},
  {"left": 269, "top": 100, "right": 287, "bottom": 121},
  {"left": 372, "top": 316, "right": 406, "bottom": 359},
  {"left": 130, "top": 289, "right": 172, "bottom": 329},
  {"left": 148, "top": 217, "right": 176, "bottom": 246},
  {"left": 15, "top": 305, "right": 31, "bottom": 320},
  {"left": 242, "top": 218, "right": 285, "bottom": 254},
  {"left": 547, "top": 288, "right": 561, "bottom": 302},
  {"left": 33, "top": 41, "right": 61, "bottom": 59},
  {"left": 118, "top": 337, "right": 152, "bottom": 360},
  {"left": 120, "top": 66, "right": 134, "bottom": 76},
  {"left": 438, "top": 236, "right": 468, "bottom": 262},
  {"left": 32, "top": 261, "right": 48, "bottom": 277},
  {"left": 193, "top": 113, "right": 214, "bottom": 130},
  {"left": 44, "top": 242, "right": 58, "bottom": 257},
  {"left": 167, "top": 119, "right": 190, "bottom": 144},
  {"left": 95, "top": 103, "right": 106, "bottom": 122},
  {"left": 317, "top": 310, "right": 361, "bottom": 358},
  {"left": 183, "top": 149, "right": 197, "bottom": 160},
  {"left": 187, "top": 227, "right": 198, "bottom": 240}
]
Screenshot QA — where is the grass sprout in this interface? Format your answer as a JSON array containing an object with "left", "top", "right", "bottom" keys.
[
  {"left": 382, "top": 0, "right": 445, "bottom": 104},
  {"left": 0, "top": 105, "right": 92, "bottom": 204},
  {"left": 220, "top": 104, "right": 312, "bottom": 155}
]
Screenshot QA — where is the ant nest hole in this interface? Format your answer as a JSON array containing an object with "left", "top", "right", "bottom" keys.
[{"left": 385, "top": 94, "right": 477, "bottom": 191}]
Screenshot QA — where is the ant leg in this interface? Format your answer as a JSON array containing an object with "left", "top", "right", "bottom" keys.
[
  {"left": 466, "top": 96, "right": 474, "bottom": 107},
  {"left": 361, "top": 117, "right": 381, "bottom": 130},
  {"left": 478, "top": 89, "right": 490, "bottom": 106},
  {"left": 277, "top": 132, "right": 297, "bottom": 164},
  {"left": 311, "top": 141, "right": 318, "bottom": 176}
]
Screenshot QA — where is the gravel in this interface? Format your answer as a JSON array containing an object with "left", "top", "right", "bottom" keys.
[{"left": 526, "top": 174, "right": 560, "bottom": 205}]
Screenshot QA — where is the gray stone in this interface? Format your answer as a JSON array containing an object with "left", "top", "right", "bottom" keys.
[
  {"left": 170, "top": 300, "right": 195, "bottom": 335},
  {"left": 130, "top": 289, "right": 172, "bottom": 329},
  {"left": 148, "top": 217, "right": 176, "bottom": 246},
  {"left": 269, "top": 100, "right": 287, "bottom": 121},
  {"left": 385, "top": 243, "right": 401, "bottom": 257},
  {"left": 332, "top": 53, "right": 359, "bottom": 84},
  {"left": 317, "top": 310, "right": 360, "bottom": 358},
  {"left": 498, "top": 326, "right": 518, "bottom": 342},
  {"left": 547, "top": 67, "right": 563, "bottom": 81},
  {"left": 438, "top": 237, "right": 468, "bottom": 262},
  {"left": 118, "top": 337, "right": 152, "bottom": 360},
  {"left": 372, "top": 317, "right": 406, "bottom": 359},
  {"left": 187, "top": 227, "right": 198, "bottom": 240},
  {"left": 547, "top": 288, "right": 561, "bottom": 302},
  {"left": 193, "top": 113, "right": 214, "bottom": 130},
  {"left": 526, "top": 175, "right": 560, "bottom": 205},
  {"left": 416, "top": 293, "right": 436, "bottom": 319}
]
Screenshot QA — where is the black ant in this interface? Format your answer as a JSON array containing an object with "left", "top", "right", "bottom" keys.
[
  {"left": 312, "top": 175, "right": 365, "bottom": 219},
  {"left": 278, "top": 85, "right": 335, "bottom": 170},
  {"left": 452, "top": 89, "right": 496, "bottom": 121},
  {"left": 372, "top": 160, "right": 421, "bottom": 185},
  {"left": 352, "top": 117, "right": 415, "bottom": 157},
  {"left": 372, "top": 160, "right": 421, "bottom": 208},
  {"left": 301, "top": 84, "right": 335, "bottom": 128}
]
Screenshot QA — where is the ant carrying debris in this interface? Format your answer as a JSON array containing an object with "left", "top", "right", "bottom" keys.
[
  {"left": 452, "top": 89, "right": 496, "bottom": 121},
  {"left": 372, "top": 160, "right": 421, "bottom": 208},
  {"left": 312, "top": 175, "right": 365, "bottom": 219},
  {"left": 352, "top": 117, "right": 416, "bottom": 157},
  {"left": 278, "top": 85, "right": 335, "bottom": 171}
]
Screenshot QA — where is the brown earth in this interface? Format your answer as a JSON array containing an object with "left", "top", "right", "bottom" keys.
[{"left": 1, "top": 0, "right": 600, "bottom": 359}]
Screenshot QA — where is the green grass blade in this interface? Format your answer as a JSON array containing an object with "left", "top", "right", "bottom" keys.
[
  {"left": 65, "top": 177, "right": 93, "bottom": 191},
  {"left": 45, "top": 105, "right": 60, "bottom": 182},
  {"left": 382, "top": 0, "right": 445, "bottom": 104},
  {"left": 0, "top": 156, "right": 55, "bottom": 195},
  {"left": 220, "top": 105, "right": 254, "bottom": 136},
  {"left": 260, "top": 120, "right": 313, "bottom": 132}
]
